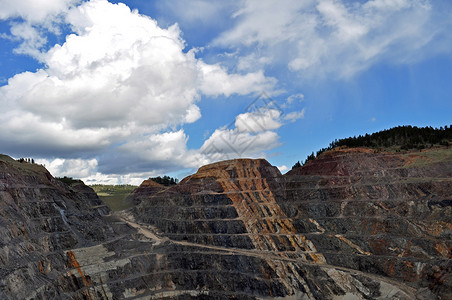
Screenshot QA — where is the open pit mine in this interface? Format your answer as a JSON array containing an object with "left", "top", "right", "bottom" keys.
[{"left": 0, "top": 147, "right": 451, "bottom": 299}]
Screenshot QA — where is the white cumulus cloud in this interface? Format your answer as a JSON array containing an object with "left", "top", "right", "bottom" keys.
[
  {"left": 199, "top": 106, "right": 295, "bottom": 162},
  {"left": 37, "top": 158, "right": 98, "bottom": 178},
  {"left": 197, "top": 61, "right": 276, "bottom": 97},
  {"left": 235, "top": 109, "right": 282, "bottom": 133},
  {"left": 201, "top": 129, "right": 280, "bottom": 162},
  {"left": 0, "top": 0, "right": 277, "bottom": 180}
]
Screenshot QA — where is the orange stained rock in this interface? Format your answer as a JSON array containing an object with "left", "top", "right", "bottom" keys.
[
  {"left": 214, "top": 160, "right": 324, "bottom": 260},
  {"left": 66, "top": 250, "right": 92, "bottom": 300},
  {"left": 386, "top": 259, "right": 396, "bottom": 277},
  {"left": 309, "top": 252, "right": 327, "bottom": 264},
  {"left": 402, "top": 154, "right": 429, "bottom": 167},
  {"left": 369, "top": 239, "right": 389, "bottom": 254},
  {"left": 189, "top": 158, "right": 328, "bottom": 296},
  {"left": 400, "top": 260, "right": 421, "bottom": 282},
  {"left": 434, "top": 243, "right": 451, "bottom": 258},
  {"left": 371, "top": 222, "right": 380, "bottom": 235},
  {"left": 140, "top": 178, "right": 164, "bottom": 187},
  {"left": 330, "top": 147, "right": 375, "bottom": 154},
  {"left": 38, "top": 261, "right": 44, "bottom": 274},
  {"left": 428, "top": 222, "right": 452, "bottom": 236},
  {"left": 334, "top": 234, "right": 371, "bottom": 256}
]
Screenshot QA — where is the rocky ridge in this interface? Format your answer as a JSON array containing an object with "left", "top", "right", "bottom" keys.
[{"left": 0, "top": 147, "right": 451, "bottom": 299}]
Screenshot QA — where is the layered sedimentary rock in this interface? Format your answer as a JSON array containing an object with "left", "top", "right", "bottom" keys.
[
  {"left": 127, "top": 148, "right": 451, "bottom": 299},
  {"left": 284, "top": 148, "right": 452, "bottom": 298},
  {"left": 0, "top": 154, "right": 114, "bottom": 299},
  {"left": 0, "top": 147, "right": 451, "bottom": 299}
]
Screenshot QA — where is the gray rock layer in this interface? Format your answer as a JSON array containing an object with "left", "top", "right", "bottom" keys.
[{"left": 0, "top": 148, "right": 451, "bottom": 299}]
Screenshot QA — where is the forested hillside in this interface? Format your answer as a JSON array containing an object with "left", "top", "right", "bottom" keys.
[{"left": 294, "top": 125, "right": 452, "bottom": 168}]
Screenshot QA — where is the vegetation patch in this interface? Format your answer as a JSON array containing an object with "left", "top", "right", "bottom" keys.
[
  {"left": 148, "top": 175, "right": 178, "bottom": 186},
  {"left": 0, "top": 155, "right": 47, "bottom": 175},
  {"left": 90, "top": 184, "right": 137, "bottom": 211},
  {"left": 56, "top": 176, "right": 83, "bottom": 185},
  {"left": 402, "top": 149, "right": 452, "bottom": 168}
]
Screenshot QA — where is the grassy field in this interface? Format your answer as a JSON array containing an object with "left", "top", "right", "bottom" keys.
[
  {"left": 402, "top": 147, "right": 452, "bottom": 168},
  {"left": 90, "top": 184, "right": 137, "bottom": 211}
]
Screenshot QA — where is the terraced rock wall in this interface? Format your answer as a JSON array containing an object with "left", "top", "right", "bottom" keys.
[
  {"left": 0, "top": 147, "right": 450, "bottom": 299},
  {"left": 128, "top": 149, "right": 451, "bottom": 299},
  {"left": 283, "top": 148, "right": 452, "bottom": 298}
]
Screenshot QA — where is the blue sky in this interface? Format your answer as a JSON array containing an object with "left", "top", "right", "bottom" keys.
[{"left": 0, "top": 0, "right": 451, "bottom": 184}]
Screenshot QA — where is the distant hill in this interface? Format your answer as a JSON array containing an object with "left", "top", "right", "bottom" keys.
[
  {"left": 90, "top": 184, "right": 137, "bottom": 211},
  {"left": 293, "top": 125, "right": 452, "bottom": 168}
]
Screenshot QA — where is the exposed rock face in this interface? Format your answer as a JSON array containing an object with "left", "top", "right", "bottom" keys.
[
  {"left": 127, "top": 149, "right": 451, "bottom": 299},
  {"left": 0, "top": 148, "right": 451, "bottom": 299},
  {"left": 126, "top": 178, "right": 165, "bottom": 205},
  {"left": 0, "top": 154, "right": 114, "bottom": 299},
  {"left": 284, "top": 148, "right": 452, "bottom": 298}
]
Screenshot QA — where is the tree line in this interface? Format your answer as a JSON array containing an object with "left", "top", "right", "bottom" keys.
[
  {"left": 293, "top": 125, "right": 452, "bottom": 169},
  {"left": 17, "top": 158, "right": 35, "bottom": 164},
  {"left": 149, "top": 175, "right": 178, "bottom": 186}
]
